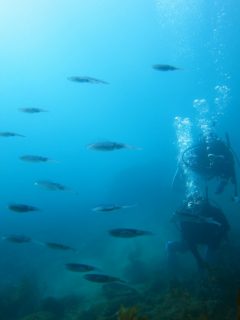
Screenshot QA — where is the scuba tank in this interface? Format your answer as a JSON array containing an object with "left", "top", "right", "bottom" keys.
[{"left": 180, "top": 133, "right": 239, "bottom": 199}]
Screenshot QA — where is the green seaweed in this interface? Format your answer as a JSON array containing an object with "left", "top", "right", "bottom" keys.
[
  {"left": 1, "top": 243, "right": 240, "bottom": 320},
  {"left": 20, "top": 312, "right": 56, "bottom": 320},
  {"left": 0, "top": 277, "right": 40, "bottom": 319},
  {"left": 117, "top": 306, "right": 148, "bottom": 320}
]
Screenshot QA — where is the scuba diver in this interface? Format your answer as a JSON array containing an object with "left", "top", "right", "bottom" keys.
[
  {"left": 175, "top": 133, "right": 239, "bottom": 200},
  {"left": 166, "top": 193, "right": 230, "bottom": 277}
]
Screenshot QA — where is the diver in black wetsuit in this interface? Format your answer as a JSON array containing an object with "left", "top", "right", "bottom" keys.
[
  {"left": 181, "top": 133, "right": 238, "bottom": 198},
  {"left": 166, "top": 195, "right": 230, "bottom": 276}
]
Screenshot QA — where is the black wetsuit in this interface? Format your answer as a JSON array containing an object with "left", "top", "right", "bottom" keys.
[
  {"left": 167, "top": 200, "right": 230, "bottom": 271},
  {"left": 183, "top": 138, "right": 237, "bottom": 195},
  {"left": 179, "top": 201, "right": 229, "bottom": 267}
]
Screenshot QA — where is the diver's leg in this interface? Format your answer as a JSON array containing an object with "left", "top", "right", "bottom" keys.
[
  {"left": 166, "top": 241, "right": 188, "bottom": 278},
  {"left": 204, "top": 244, "right": 219, "bottom": 266}
]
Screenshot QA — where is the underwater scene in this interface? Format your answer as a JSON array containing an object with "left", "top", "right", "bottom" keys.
[{"left": 0, "top": 0, "right": 240, "bottom": 319}]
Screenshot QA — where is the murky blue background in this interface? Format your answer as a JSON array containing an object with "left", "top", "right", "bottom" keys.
[{"left": 0, "top": 0, "right": 239, "bottom": 298}]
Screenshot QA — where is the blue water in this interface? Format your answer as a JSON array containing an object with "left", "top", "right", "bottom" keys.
[{"left": 0, "top": 0, "right": 239, "bottom": 309}]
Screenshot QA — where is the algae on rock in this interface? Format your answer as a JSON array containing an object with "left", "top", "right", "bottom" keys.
[{"left": 117, "top": 306, "right": 148, "bottom": 320}]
